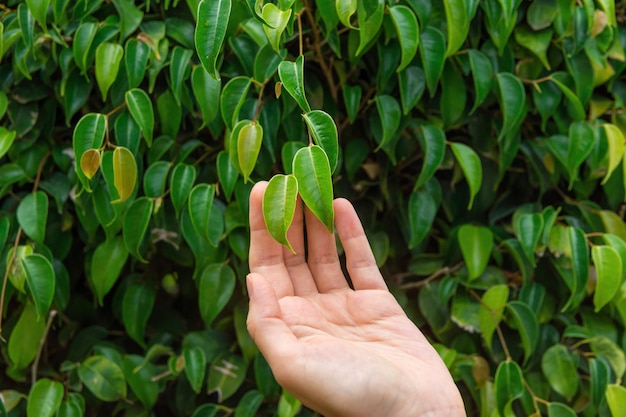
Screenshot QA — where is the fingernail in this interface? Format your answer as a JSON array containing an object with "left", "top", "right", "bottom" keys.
[{"left": 246, "top": 274, "right": 255, "bottom": 299}]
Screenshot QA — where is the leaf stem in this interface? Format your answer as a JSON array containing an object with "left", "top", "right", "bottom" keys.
[
  {"left": 398, "top": 262, "right": 464, "bottom": 290},
  {"left": 31, "top": 309, "right": 58, "bottom": 386}
]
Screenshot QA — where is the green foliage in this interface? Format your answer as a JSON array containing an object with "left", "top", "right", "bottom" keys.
[{"left": 1, "top": 0, "right": 626, "bottom": 416}]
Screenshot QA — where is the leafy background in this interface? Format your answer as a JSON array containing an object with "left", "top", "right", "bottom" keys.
[{"left": 1, "top": 0, "right": 626, "bottom": 416}]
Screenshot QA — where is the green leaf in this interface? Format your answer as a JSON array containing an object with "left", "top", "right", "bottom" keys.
[
  {"left": 606, "top": 384, "right": 626, "bottom": 417},
  {"left": 494, "top": 360, "right": 524, "bottom": 415},
  {"left": 398, "top": 66, "right": 425, "bottom": 115},
  {"left": 22, "top": 254, "right": 55, "bottom": 319},
  {"left": 0, "top": 127, "right": 16, "bottom": 159},
  {"left": 278, "top": 56, "right": 310, "bottom": 113},
  {"left": 112, "top": 146, "right": 137, "bottom": 203},
  {"left": 95, "top": 42, "right": 123, "bottom": 101},
  {"left": 336, "top": 0, "right": 356, "bottom": 29},
  {"left": 25, "top": 0, "right": 50, "bottom": 28},
  {"left": 450, "top": 142, "right": 482, "bottom": 209},
  {"left": 564, "top": 226, "right": 589, "bottom": 311},
  {"left": 143, "top": 161, "right": 171, "bottom": 198},
  {"left": 589, "top": 358, "right": 610, "bottom": 407},
  {"left": 278, "top": 389, "right": 301, "bottom": 417},
  {"left": 479, "top": 284, "right": 508, "bottom": 352},
  {"left": 440, "top": 61, "right": 466, "bottom": 127},
  {"left": 513, "top": 213, "right": 544, "bottom": 267},
  {"left": 217, "top": 151, "right": 238, "bottom": 201},
  {"left": 112, "top": 0, "right": 143, "bottom": 40},
  {"left": 262, "top": 174, "right": 298, "bottom": 251},
  {"left": 590, "top": 336, "right": 626, "bottom": 380},
  {"left": 506, "top": 301, "right": 539, "bottom": 365},
  {"left": 443, "top": 0, "right": 469, "bottom": 57},
  {"left": 207, "top": 353, "right": 247, "bottom": 402},
  {"left": 262, "top": 3, "right": 292, "bottom": 53},
  {"left": 389, "top": 6, "right": 419, "bottom": 72},
  {"left": 254, "top": 44, "right": 285, "bottom": 83},
  {"left": 8, "top": 301, "right": 45, "bottom": 373},
  {"left": 16, "top": 191, "right": 48, "bottom": 243},
  {"left": 355, "top": 0, "right": 384, "bottom": 56},
  {"left": 80, "top": 149, "right": 101, "bottom": 180},
  {"left": 419, "top": 26, "right": 446, "bottom": 96},
  {"left": 195, "top": 0, "right": 231, "bottom": 80},
  {"left": 188, "top": 183, "right": 217, "bottom": 245},
  {"left": 602, "top": 123, "right": 625, "bottom": 184},
  {"left": 414, "top": 125, "right": 445, "bottom": 190},
  {"left": 541, "top": 344, "right": 578, "bottom": 401},
  {"left": 458, "top": 224, "right": 493, "bottom": 280},
  {"left": 170, "top": 163, "right": 196, "bottom": 218},
  {"left": 122, "top": 282, "right": 155, "bottom": 347},
  {"left": 514, "top": 26, "right": 553, "bottom": 70},
  {"left": 73, "top": 113, "right": 106, "bottom": 191},
  {"left": 125, "top": 90, "right": 155, "bottom": 147},
  {"left": 183, "top": 346, "right": 207, "bottom": 394},
  {"left": 375, "top": 95, "right": 401, "bottom": 150},
  {"left": 550, "top": 73, "right": 586, "bottom": 121},
  {"left": 408, "top": 189, "right": 437, "bottom": 247},
  {"left": 496, "top": 73, "right": 526, "bottom": 141},
  {"left": 121, "top": 355, "right": 159, "bottom": 409},
  {"left": 198, "top": 263, "right": 236, "bottom": 327},
  {"left": 192, "top": 66, "right": 221, "bottom": 128},
  {"left": 566, "top": 121, "right": 595, "bottom": 185},
  {"left": 91, "top": 236, "right": 129, "bottom": 305},
  {"left": 124, "top": 38, "right": 150, "bottom": 89},
  {"left": 547, "top": 403, "right": 576, "bottom": 417},
  {"left": 220, "top": 76, "right": 252, "bottom": 130},
  {"left": 527, "top": 0, "right": 558, "bottom": 30},
  {"left": 238, "top": 121, "right": 263, "bottom": 183},
  {"left": 78, "top": 356, "right": 127, "bottom": 402},
  {"left": 592, "top": 245, "right": 622, "bottom": 312},
  {"left": 26, "top": 378, "right": 63, "bottom": 417},
  {"left": 303, "top": 110, "right": 338, "bottom": 173},
  {"left": 169, "top": 46, "right": 193, "bottom": 105},
  {"left": 73, "top": 22, "right": 98, "bottom": 74},
  {"left": 292, "top": 146, "right": 334, "bottom": 232},
  {"left": 235, "top": 390, "right": 264, "bottom": 417}
]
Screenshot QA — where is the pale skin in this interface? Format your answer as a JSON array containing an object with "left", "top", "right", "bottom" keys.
[{"left": 246, "top": 181, "right": 466, "bottom": 417}]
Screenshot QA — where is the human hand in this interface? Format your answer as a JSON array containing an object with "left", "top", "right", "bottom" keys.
[{"left": 246, "top": 182, "right": 466, "bottom": 417}]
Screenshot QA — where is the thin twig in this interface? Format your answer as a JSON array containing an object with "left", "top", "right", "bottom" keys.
[
  {"left": 398, "top": 262, "right": 464, "bottom": 290},
  {"left": 31, "top": 310, "right": 58, "bottom": 386}
]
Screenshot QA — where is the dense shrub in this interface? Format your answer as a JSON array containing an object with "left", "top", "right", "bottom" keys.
[{"left": 1, "top": 0, "right": 626, "bottom": 415}]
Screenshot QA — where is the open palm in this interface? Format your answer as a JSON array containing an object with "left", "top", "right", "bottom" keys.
[{"left": 246, "top": 182, "right": 465, "bottom": 417}]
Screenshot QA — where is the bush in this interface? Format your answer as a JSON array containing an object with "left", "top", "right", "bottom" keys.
[{"left": 1, "top": 0, "right": 626, "bottom": 415}]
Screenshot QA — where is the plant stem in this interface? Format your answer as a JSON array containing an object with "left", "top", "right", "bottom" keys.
[{"left": 31, "top": 310, "right": 58, "bottom": 386}]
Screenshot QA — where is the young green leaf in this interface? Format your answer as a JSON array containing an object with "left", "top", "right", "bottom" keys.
[
  {"left": 8, "top": 301, "right": 45, "bottom": 373},
  {"left": 602, "top": 123, "right": 625, "bottom": 184},
  {"left": 220, "top": 76, "right": 252, "bottom": 130},
  {"left": 95, "top": 42, "right": 123, "bottom": 101},
  {"left": 125, "top": 88, "right": 154, "bottom": 146},
  {"left": 336, "top": 0, "right": 356, "bottom": 29},
  {"left": 458, "top": 224, "right": 493, "bottom": 280},
  {"left": 478, "top": 285, "right": 508, "bottom": 352},
  {"left": 198, "top": 263, "right": 236, "bottom": 327},
  {"left": 170, "top": 163, "right": 197, "bottom": 218},
  {"left": 443, "top": 0, "right": 469, "bottom": 57},
  {"left": 278, "top": 56, "right": 311, "bottom": 112},
  {"left": 122, "top": 282, "right": 155, "bottom": 348},
  {"left": 91, "top": 236, "right": 129, "bottom": 305},
  {"left": 195, "top": 0, "right": 231, "bottom": 80},
  {"left": 22, "top": 253, "right": 55, "bottom": 319},
  {"left": 450, "top": 142, "right": 482, "bottom": 209},
  {"left": 72, "top": 22, "right": 98, "bottom": 74},
  {"left": 389, "top": 6, "right": 419, "bottom": 72},
  {"left": 262, "top": 174, "right": 298, "bottom": 251},
  {"left": 513, "top": 213, "right": 544, "bottom": 267},
  {"left": 26, "top": 378, "right": 64, "bottom": 417},
  {"left": 183, "top": 346, "right": 207, "bottom": 394},
  {"left": 541, "top": 344, "right": 578, "bottom": 401},
  {"left": 16, "top": 191, "right": 48, "bottom": 243},
  {"left": 238, "top": 121, "right": 263, "bottom": 183},
  {"left": 112, "top": 146, "right": 137, "bottom": 203},
  {"left": 606, "top": 384, "right": 626, "bottom": 417},
  {"left": 592, "top": 245, "right": 622, "bottom": 312},
  {"left": 468, "top": 50, "right": 494, "bottom": 114},
  {"left": 0, "top": 126, "right": 16, "bottom": 159},
  {"left": 78, "top": 356, "right": 127, "bottom": 401},
  {"left": 188, "top": 183, "right": 216, "bottom": 245},
  {"left": 261, "top": 3, "right": 292, "bottom": 53},
  {"left": 123, "top": 197, "right": 154, "bottom": 263},
  {"left": 303, "top": 110, "right": 338, "bottom": 173},
  {"left": 292, "top": 146, "right": 334, "bottom": 232}
]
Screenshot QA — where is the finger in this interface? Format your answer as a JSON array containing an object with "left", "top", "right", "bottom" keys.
[
  {"left": 249, "top": 181, "right": 294, "bottom": 298},
  {"left": 282, "top": 197, "right": 318, "bottom": 295},
  {"left": 305, "top": 207, "right": 348, "bottom": 292},
  {"left": 246, "top": 273, "right": 299, "bottom": 367},
  {"left": 334, "top": 198, "right": 388, "bottom": 291}
]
